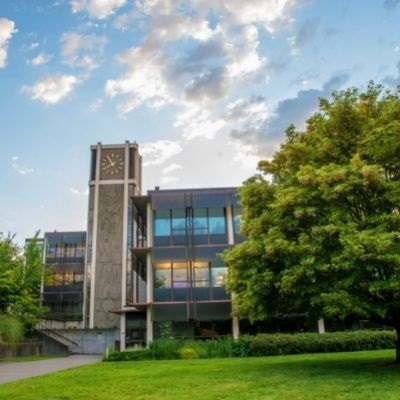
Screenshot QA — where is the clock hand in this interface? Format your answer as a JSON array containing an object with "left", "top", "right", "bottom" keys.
[{"left": 106, "top": 155, "right": 115, "bottom": 166}]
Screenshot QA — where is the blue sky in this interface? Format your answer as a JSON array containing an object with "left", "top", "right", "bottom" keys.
[{"left": 1, "top": 0, "right": 400, "bottom": 243}]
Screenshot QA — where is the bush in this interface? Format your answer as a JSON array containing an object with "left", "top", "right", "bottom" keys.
[
  {"left": 179, "top": 347, "right": 199, "bottom": 359},
  {"left": 103, "top": 331, "right": 395, "bottom": 362},
  {"left": 249, "top": 331, "right": 395, "bottom": 357},
  {"left": 149, "top": 339, "right": 184, "bottom": 359},
  {"left": 232, "top": 335, "right": 253, "bottom": 357},
  {"left": 104, "top": 349, "right": 153, "bottom": 362}
]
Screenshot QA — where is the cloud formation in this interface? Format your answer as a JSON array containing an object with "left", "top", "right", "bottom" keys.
[
  {"left": 61, "top": 32, "right": 107, "bottom": 70},
  {"left": 11, "top": 156, "right": 34, "bottom": 175},
  {"left": 105, "top": 0, "right": 295, "bottom": 116},
  {"left": 23, "top": 74, "right": 80, "bottom": 104},
  {"left": 28, "top": 52, "right": 52, "bottom": 67},
  {"left": 228, "top": 74, "right": 349, "bottom": 158},
  {"left": 70, "top": 0, "right": 126, "bottom": 19},
  {"left": 140, "top": 140, "right": 183, "bottom": 166},
  {"left": 0, "top": 17, "right": 17, "bottom": 68},
  {"left": 69, "top": 187, "right": 89, "bottom": 196}
]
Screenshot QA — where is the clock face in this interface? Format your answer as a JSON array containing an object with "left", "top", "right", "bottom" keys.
[{"left": 101, "top": 152, "right": 124, "bottom": 175}]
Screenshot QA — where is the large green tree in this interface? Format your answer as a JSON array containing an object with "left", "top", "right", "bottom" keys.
[
  {"left": 223, "top": 83, "right": 400, "bottom": 362},
  {"left": 0, "top": 232, "right": 45, "bottom": 343}
]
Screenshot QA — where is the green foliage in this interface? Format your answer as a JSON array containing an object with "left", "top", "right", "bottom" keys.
[
  {"left": 104, "top": 338, "right": 233, "bottom": 361},
  {"left": 223, "top": 83, "right": 400, "bottom": 347},
  {"left": 149, "top": 338, "right": 184, "bottom": 359},
  {"left": 0, "top": 315, "right": 23, "bottom": 344},
  {"left": 248, "top": 331, "right": 395, "bottom": 356},
  {"left": 0, "top": 232, "right": 46, "bottom": 341},
  {"left": 104, "top": 332, "right": 393, "bottom": 362},
  {"left": 104, "top": 349, "right": 153, "bottom": 361},
  {"left": 232, "top": 334, "right": 253, "bottom": 357},
  {"left": 178, "top": 347, "right": 199, "bottom": 359}
]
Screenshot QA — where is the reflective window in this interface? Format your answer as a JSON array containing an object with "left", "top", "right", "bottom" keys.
[
  {"left": 154, "top": 263, "right": 171, "bottom": 288},
  {"left": 233, "top": 207, "right": 242, "bottom": 234},
  {"left": 194, "top": 261, "right": 210, "bottom": 287},
  {"left": 211, "top": 267, "right": 227, "bottom": 287},
  {"left": 173, "top": 262, "right": 188, "bottom": 288},
  {"left": 193, "top": 209, "right": 208, "bottom": 234},
  {"left": 172, "top": 209, "right": 186, "bottom": 236},
  {"left": 208, "top": 208, "right": 226, "bottom": 234},
  {"left": 154, "top": 210, "right": 171, "bottom": 236}
]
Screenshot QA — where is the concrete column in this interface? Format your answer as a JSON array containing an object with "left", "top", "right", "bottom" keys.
[
  {"left": 121, "top": 143, "right": 130, "bottom": 309},
  {"left": 146, "top": 252, "right": 152, "bottom": 303},
  {"left": 232, "top": 316, "right": 240, "bottom": 340},
  {"left": 146, "top": 201, "right": 152, "bottom": 248},
  {"left": 318, "top": 318, "right": 326, "bottom": 334},
  {"left": 226, "top": 205, "right": 234, "bottom": 245},
  {"left": 120, "top": 313, "right": 126, "bottom": 351},
  {"left": 89, "top": 143, "right": 101, "bottom": 328},
  {"left": 146, "top": 305, "right": 153, "bottom": 345}
]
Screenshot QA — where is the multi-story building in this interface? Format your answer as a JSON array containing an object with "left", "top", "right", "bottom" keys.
[
  {"left": 40, "top": 231, "right": 86, "bottom": 329},
  {"left": 38, "top": 142, "right": 243, "bottom": 352}
]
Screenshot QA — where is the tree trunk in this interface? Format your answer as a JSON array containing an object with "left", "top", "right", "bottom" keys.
[{"left": 396, "top": 327, "right": 400, "bottom": 364}]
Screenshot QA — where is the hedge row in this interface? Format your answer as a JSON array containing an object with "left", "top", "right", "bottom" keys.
[
  {"left": 246, "top": 331, "right": 396, "bottom": 357},
  {"left": 105, "top": 338, "right": 232, "bottom": 361},
  {"left": 104, "top": 330, "right": 396, "bottom": 362}
]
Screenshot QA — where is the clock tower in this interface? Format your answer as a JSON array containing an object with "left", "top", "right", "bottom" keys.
[{"left": 84, "top": 142, "right": 142, "bottom": 343}]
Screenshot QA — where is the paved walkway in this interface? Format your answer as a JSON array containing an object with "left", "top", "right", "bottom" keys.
[{"left": 0, "top": 355, "right": 102, "bottom": 384}]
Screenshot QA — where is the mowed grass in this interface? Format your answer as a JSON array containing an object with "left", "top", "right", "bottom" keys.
[{"left": 0, "top": 350, "right": 399, "bottom": 400}]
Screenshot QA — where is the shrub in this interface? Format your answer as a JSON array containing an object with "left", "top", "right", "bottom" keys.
[
  {"left": 104, "top": 349, "right": 153, "bottom": 362},
  {"left": 232, "top": 335, "right": 253, "bottom": 357},
  {"left": 201, "top": 338, "right": 232, "bottom": 358},
  {"left": 149, "top": 339, "right": 184, "bottom": 360},
  {"left": 249, "top": 331, "right": 396, "bottom": 357},
  {"left": 179, "top": 347, "right": 199, "bottom": 359}
]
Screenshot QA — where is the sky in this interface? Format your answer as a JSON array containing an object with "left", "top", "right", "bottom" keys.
[{"left": 1, "top": 0, "right": 400, "bottom": 244}]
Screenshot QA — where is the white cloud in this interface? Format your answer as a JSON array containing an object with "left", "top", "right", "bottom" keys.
[
  {"left": 70, "top": 0, "right": 126, "bottom": 19},
  {"left": 28, "top": 52, "right": 52, "bottom": 67},
  {"left": 140, "top": 140, "right": 182, "bottom": 166},
  {"left": 220, "top": 0, "right": 295, "bottom": 32},
  {"left": 23, "top": 74, "right": 80, "bottom": 104},
  {"left": 174, "top": 106, "right": 226, "bottom": 140},
  {"left": 0, "top": 17, "right": 17, "bottom": 68},
  {"left": 89, "top": 98, "right": 103, "bottom": 111},
  {"left": 11, "top": 156, "right": 34, "bottom": 175},
  {"left": 61, "top": 32, "right": 107, "bottom": 70},
  {"left": 161, "top": 176, "right": 180, "bottom": 184},
  {"left": 162, "top": 163, "right": 182, "bottom": 174},
  {"left": 104, "top": 0, "right": 296, "bottom": 117},
  {"left": 69, "top": 187, "right": 89, "bottom": 196},
  {"left": 228, "top": 74, "right": 349, "bottom": 158},
  {"left": 29, "top": 42, "right": 39, "bottom": 50}
]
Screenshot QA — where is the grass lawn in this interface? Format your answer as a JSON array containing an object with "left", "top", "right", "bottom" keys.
[
  {"left": 0, "top": 350, "right": 399, "bottom": 399},
  {"left": 0, "top": 355, "right": 64, "bottom": 362}
]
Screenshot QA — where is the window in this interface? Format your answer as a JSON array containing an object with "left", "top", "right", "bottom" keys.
[
  {"left": 173, "top": 262, "right": 188, "bottom": 287},
  {"left": 193, "top": 209, "right": 208, "bottom": 234},
  {"left": 208, "top": 208, "right": 226, "bottom": 234},
  {"left": 172, "top": 209, "right": 186, "bottom": 236},
  {"left": 154, "top": 263, "right": 171, "bottom": 288},
  {"left": 194, "top": 261, "right": 210, "bottom": 287},
  {"left": 154, "top": 210, "right": 171, "bottom": 236},
  {"left": 233, "top": 207, "right": 242, "bottom": 234}
]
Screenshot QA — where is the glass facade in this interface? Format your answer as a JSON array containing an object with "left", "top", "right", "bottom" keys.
[
  {"left": 146, "top": 188, "right": 241, "bottom": 339},
  {"left": 43, "top": 231, "right": 86, "bottom": 321}
]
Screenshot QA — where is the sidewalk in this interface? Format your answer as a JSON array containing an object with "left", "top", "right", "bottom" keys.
[{"left": 0, "top": 355, "right": 101, "bottom": 384}]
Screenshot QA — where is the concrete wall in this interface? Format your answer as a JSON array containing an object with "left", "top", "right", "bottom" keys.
[
  {"left": 94, "top": 184, "right": 124, "bottom": 328},
  {"left": 40, "top": 329, "right": 119, "bottom": 355}
]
